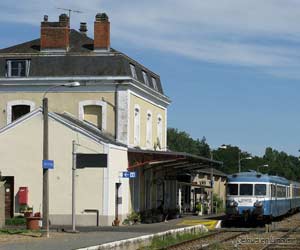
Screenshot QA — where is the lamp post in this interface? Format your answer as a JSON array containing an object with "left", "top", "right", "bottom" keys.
[
  {"left": 238, "top": 151, "right": 252, "bottom": 173},
  {"left": 42, "top": 82, "right": 80, "bottom": 237},
  {"left": 257, "top": 164, "right": 269, "bottom": 173}
]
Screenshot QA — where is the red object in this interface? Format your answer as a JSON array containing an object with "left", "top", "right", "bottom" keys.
[
  {"left": 26, "top": 217, "right": 41, "bottom": 230},
  {"left": 18, "top": 187, "right": 28, "bottom": 205}
]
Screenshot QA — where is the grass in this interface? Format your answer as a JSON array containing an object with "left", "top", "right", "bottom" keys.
[
  {"left": 0, "top": 229, "right": 42, "bottom": 237},
  {"left": 139, "top": 231, "right": 207, "bottom": 250}
]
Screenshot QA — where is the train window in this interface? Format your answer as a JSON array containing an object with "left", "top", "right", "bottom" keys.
[
  {"left": 240, "top": 184, "right": 253, "bottom": 196},
  {"left": 227, "top": 184, "right": 238, "bottom": 195},
  {"left": 255, "top": 184, "right": 266, "bottom": 196},
  {"left": 277, "top": 186, "right": 286, "bottom": 198}
]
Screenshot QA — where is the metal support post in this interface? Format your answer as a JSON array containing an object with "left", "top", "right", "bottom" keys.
[
  {"left": 238, "top": 151, "right": 241, "bottom": 173},
  {"left": 42, "top": 97, "right": 49, "bottom": 237},
  {"left": 210, "top": 167, "right": 214, "bottom": 214},
  {"left": 114, "top": 182, "right": 121, "bottom": 226},
  {"left": 72, "top": 140, "right": 77, "bottom": 232}
]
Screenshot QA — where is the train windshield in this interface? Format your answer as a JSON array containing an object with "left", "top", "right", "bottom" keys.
[
  {"left": 240, "top": 184, "right": 253, "bottom": 196},
  {"left": 227, "top": 184, "right": 238, "bottom": 195},
  {"left": 255, "top": 184, "right": 266, "bottom": 196}
]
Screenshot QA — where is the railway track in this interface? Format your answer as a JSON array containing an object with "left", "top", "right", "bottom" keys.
[
  {"left": 157, "top": 212, "right": 300, "bottom": 250},
  {"left": 160, "top": 230, "right": 248, "bottom": 250},
  {"left": 260, "top": 226, "right": 300, "bottom": 250}
]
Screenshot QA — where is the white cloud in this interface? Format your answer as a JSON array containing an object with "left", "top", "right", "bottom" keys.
[{"left": 1, "top": 0, "right": 300, "bottom": 77}]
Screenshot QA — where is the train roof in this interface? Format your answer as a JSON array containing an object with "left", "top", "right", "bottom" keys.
[{"left": 227, "top": 171, "right": 290, "bottom": 185}]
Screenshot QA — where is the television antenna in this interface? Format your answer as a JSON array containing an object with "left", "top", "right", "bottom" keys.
[{"left": 57, "top": 8, "right": 83, "bottom": 21}]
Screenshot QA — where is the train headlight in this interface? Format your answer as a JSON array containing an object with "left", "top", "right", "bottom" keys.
[
  {"left": 228, "top": 200, "right": 238, "bottom": 207},
  {"left": 254, "top": 201, "right": 263, "bottom": 208}
]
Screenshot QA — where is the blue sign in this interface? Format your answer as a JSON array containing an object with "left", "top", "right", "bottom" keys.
[
  {"left": 122, "top": 171, "right": 136, "bottom": 178},
  {"left": 43, "top": 160, "right": 54, "bottom": 169}
]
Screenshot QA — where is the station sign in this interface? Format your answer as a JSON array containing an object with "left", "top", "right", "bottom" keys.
[
  {"left": 42, "top": 160, "right": 54, "bottom": 169},
  {"left": 122, "top": 171, "right": 136, "bottom": 178},
  {"left": 76, "top": 153, "right": 107, "bottom": 168}
]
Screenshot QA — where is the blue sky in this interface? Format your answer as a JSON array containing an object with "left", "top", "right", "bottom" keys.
[{"left": 1, "top": 0, "right": 300, "bottom": 156}]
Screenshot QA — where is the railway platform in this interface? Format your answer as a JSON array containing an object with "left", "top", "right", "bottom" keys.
[{"left": 0, "top": 213, "right": 224, "bottom": 250}]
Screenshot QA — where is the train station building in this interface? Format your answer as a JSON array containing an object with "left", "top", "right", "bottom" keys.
[{"left": 0, "top": 13, "right": 224, "bottom": 226}]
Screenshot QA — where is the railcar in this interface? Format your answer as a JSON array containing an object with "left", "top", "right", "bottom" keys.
[{"left": 226, "top": 171, "right": 300, "bottom": 222}]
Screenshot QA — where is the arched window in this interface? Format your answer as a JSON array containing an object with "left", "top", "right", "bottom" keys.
[
  {"left": 7, "top": 100, "right": 35, "bottom": 124},
  {"left": 157, "top": 115, "right": 163, "bottom": 149},
  {"left": 79, "top": 100, "right": 107, "bottom": 130},
  {"left": 134, "top": 105, "right": 140, "bottom": 146},
  {"left": 146, "top": 111, "right": 152, "bottom": 148}
]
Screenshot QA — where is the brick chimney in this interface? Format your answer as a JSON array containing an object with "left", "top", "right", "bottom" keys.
[
  {"left": 94, "top": 13, "right": 110, "bottom": 51},
  {"left": 41, "top": 14, "right": 70, "bottom": 51}
]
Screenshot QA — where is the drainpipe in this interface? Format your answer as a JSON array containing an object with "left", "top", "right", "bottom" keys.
[{"left": 114, "top": 84, "right": 120, "bottom": 140}]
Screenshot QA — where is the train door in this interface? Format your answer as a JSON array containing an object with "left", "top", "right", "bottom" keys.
[{"left": 270, "top": 184, "right": 277, "bottom": 217}]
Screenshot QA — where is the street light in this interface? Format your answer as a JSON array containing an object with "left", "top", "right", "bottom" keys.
[
  {"left": 257, "top": 164, "right": 269, "bottom": 172},
  {"left": 238, "top": 152, "right": 252, "bottom": 173},
  {"left": 42, "top": 82, "right": 80, "bottom": 237}
]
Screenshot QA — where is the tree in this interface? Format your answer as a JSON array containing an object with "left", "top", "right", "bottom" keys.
[
  {"left": 167, "top": 127, "right": 300, "bottom": 181},
  {"left": 167, "top": 128, "right": 210, "bottom": 158}
]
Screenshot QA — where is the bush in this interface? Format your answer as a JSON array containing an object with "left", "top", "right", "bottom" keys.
[
  {"left": 123, "top": 211, "right": 141, "bottom": 225},
  {"left": 5, "top": 216, "right": 26, "bottom": 226},
  {"left": 213, "top": 194, "right": 225, "bottom": 213}
]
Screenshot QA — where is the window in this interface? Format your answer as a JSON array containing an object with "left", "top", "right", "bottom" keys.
[
  {"left": 277, "top": 185, "right": 286, "bottom": 198},
  {"left": 6, "top": 100, "right": 35, "bottom": 124},
  {"left": 6, "top": 60, "right": 30, "bottom": 77},
  {"left": 255, "top": 184, "right": 266, "bottom": 196},
  {"left": 78, "top": 100, "right": 107, "bottom": 131},
  {"left": 146, "top": 111, "right": 152, "bottom": 148},
  {"left": 83, "top": 105, "right": 103, "bottom": 129},
  {"left": 151, "top": 77, "right": 158, "bottom": 91},
  {"left": 11, "top": 105, "right": 30, "bottom": 122},
  {"left": 134, "top": 105, "right": 140, "bottom": 146},
  {"left": 142, "top": 71, "right": 149, "bottom": 86},
  {"left": 227, "top": 184, "right": 238, "bottom": 195},
  {"left": 157, "top": 115, "right": 163, "bottom": 149},
  {"left": 240, "top": 184, "right": 253, "bottom": 196},
  {"left": 130, "top": 64, "right": 137, "bottom": 79}
]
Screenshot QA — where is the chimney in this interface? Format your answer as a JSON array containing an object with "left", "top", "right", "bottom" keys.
[
  {"left": 79, "top": 22, "right": 88, "bottom": 35},
  {"left": 94, "top": 13, "right": 110, "bottom": 51},
  {"left": 40, "top": 14, "right": 70, "bottom": 51}
]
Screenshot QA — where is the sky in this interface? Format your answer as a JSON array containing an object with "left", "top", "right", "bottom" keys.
[{"left": 0, "top": 0, "right": 300, "bottom": 157}]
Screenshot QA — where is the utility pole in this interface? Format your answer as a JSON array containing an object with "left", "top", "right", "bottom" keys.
[
  {"left": 210, "top": 151, "right": 214, "bottom": 214},
  {"left": 238, "top": 151, "right": 241, "bottom": 173},
  {"left": 42, "top": 97, "right": 49, "bottom": 237}
]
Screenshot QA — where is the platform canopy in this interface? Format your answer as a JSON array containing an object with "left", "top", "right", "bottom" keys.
[{"left": 128, "top": 148, "right": 223, "bottom": 174}]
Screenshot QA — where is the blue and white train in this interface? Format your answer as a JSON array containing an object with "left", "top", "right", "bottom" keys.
[{"left": 226, "top": 171, "right": 300, "bottom": 222}]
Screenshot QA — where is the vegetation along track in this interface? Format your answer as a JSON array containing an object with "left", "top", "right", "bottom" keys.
[{"left": 161, "top": 231, "right": 248, "bottom": 250}]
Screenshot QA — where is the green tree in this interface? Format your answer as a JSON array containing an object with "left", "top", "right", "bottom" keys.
[{"left": 167, "top": 128, "right": 210, "bottom": 158}]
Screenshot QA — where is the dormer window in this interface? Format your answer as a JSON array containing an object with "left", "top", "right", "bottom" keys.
[
  {"left": 6, "top": 60, "right": 30, "bottom": 77},
  {"left": 151, "top": 77, "right": 158, "bottom": 91},
  {"left": 142, "top": 71, "right": 149, "bottom": 86},
  {"left": 130, "top": 64, "right": 137, "bottom": 79}
]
